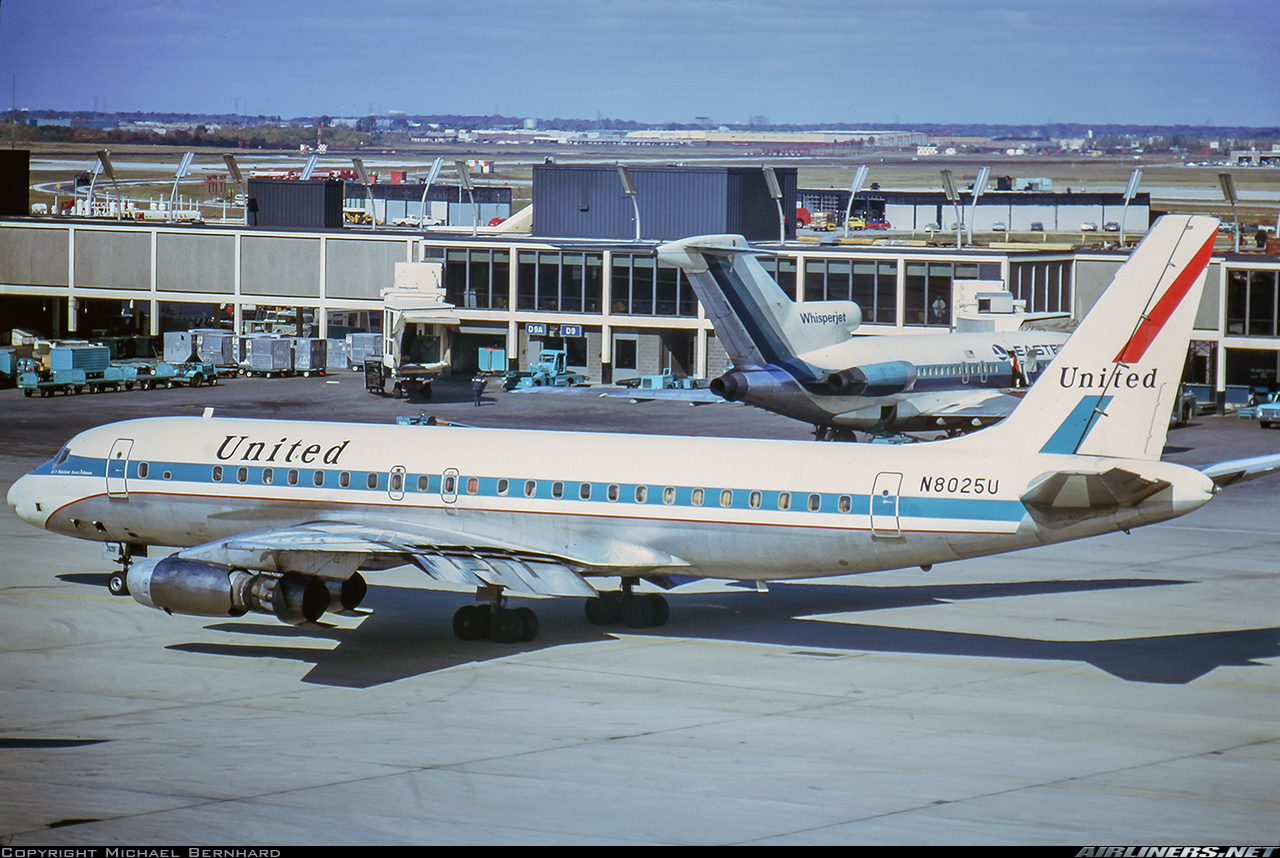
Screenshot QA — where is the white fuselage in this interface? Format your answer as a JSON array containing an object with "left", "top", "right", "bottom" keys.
[{"left": 8, "top": 414, "right": 1215, "bottom": 582}]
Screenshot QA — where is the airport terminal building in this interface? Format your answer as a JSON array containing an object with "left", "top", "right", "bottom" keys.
[{"left": 1, "top": 163, "right": 1278, "bottom": 402}]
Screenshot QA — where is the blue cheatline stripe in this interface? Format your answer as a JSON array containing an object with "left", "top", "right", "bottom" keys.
[
  {"left": 1039, "top": 395, "right": 1113, "bottom": 455},
  {"left": 52, "top": 456, "right": 1027, "bottom": 524}
]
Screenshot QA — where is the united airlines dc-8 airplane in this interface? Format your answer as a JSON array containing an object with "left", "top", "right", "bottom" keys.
[{"left": 8, "top": 216, "right": 1279, "bottom": 644}]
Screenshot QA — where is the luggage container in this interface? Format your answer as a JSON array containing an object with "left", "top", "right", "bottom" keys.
[
  {"left": 50, "top": 344, "right": 111, "bottom": 373},
  {"left": 242, "top": 336, "right": 293, "bottom": 377},
  {"left": 345, "top": 333, "right": 380, "bottom": 371},
  {"left": 288, "top": 338, "right": 327, "bottom": 376},
  {"left": 326, "top": 338, "right": 349, "bottom": 371},
  {"left": 191, "top": 328, "right": 237, "bottom": 370},
  {"left": 163, "top": 331, "right": 198, "bottom": 363}
]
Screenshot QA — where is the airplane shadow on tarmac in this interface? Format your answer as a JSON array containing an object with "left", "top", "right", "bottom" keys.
[{"left": 133, "top": 577, "right": 1280, "bottom": 688}]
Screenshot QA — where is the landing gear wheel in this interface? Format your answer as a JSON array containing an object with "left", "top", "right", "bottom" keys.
[
  {"left": 491, "top": 608, "right": 529, "bottom": 643},
  {"left": 585, "top": 590, "right": 625, "bottom": 625},
  {"left": 513, "top": 606, "right": 539, "bottom": 641},
  {"left": 452, "top": 604, "right": 490, "bottom": 640},
  {"left": 108, "top": 571, "right": 130, "bottom": 596}
]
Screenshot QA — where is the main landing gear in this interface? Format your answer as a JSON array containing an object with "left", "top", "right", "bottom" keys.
[
  {"left": 452, "top": 586, "right": 540, "bottom": 643},
  {"left": 105, "top": 542, "right": 141, "bottom": 597},
  {"left": 584, "top": 578, "right": 669, "bottom": 629}
]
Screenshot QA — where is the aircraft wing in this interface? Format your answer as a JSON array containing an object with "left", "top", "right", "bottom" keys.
[
  {"left": 172, "top": 520, "right": 690, "bottom": 597},
  {"left": 1199, "top": 453, "right": 1280, "bottom": 488},
  {"left": 597, "top": 387, "right": 725, "bottom": 404},
  {"left": 842, "top": 389, "right": 1023, "bottom": 423},
  {"left": 511, "top": 385, "right": 726, "bottom": 404}
]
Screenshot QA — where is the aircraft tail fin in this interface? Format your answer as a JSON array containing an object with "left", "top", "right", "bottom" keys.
[
  {"left": 968, "top": 215, "right": 1218, "bottom": 460},
  {"left": 658, "top": 236, "right": 861, "bottom": 372}
]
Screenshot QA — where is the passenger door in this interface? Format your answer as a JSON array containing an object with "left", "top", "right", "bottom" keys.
[
  {"left": 106, "top": 439, "right": 134, "bottom": 499},
  {"left": 870, "top": 472, "right": 902, "bottom": 538}
]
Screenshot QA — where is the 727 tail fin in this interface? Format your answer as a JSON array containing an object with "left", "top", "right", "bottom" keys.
[
  {"left": 970, "top": 215, "right": 1218, "bottom": 461},
  {"left": 658, "top": 236, "right": 862, "bottom": 371}
]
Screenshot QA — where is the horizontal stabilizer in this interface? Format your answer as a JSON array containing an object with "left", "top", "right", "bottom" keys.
[
  {"left": 1199, "top": 453, "right": 1280, "bottom": 488},
  {"left": 1022, "top": 467, "right": 1171, "bottom": 524}
]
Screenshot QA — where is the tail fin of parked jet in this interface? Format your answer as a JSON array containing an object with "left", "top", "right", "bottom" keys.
[
  {"left": 658, "top": 236, "right": 862, "bottom": 372},
  {"left": 970, "top": 215, "right": 1218, "bottom": 461}
]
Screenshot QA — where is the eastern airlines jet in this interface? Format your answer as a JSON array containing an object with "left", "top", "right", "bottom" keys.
[
  {"left": 657, "top": 236, "right": 1070, "bottom": 438},
  {"left": 8, "top": 217, "right": 1278, "bottom": 644}
]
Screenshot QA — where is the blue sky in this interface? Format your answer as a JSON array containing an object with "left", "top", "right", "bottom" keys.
[{"left": 2, "top": 0, "right": 1276, "bottom": 126}]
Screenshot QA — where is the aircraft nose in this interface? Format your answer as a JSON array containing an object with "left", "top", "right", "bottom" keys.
[{"left": 7, "top": 474, "right": 44, "bottom": 527}]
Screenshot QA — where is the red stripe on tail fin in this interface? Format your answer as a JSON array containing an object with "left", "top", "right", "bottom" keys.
[{"left": 1113, "top": 231, "right": 1216, "bottom": 364}]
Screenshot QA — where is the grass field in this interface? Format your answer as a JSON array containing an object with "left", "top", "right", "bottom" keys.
[{"left": 16, "top": 140, "right": 1279, "bottom": 226}]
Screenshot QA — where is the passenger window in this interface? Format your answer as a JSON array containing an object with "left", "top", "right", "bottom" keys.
[
  {"left": 162, "top": 471, "right": 172, "bottom": 480},
  {"left": 212, "top": 466, "right": 223, "bottom": 482},
  {"left": 749, "top": 490, "right": 762, "bottom": 509},
  {"left": 552, "top": 481, "right": 564, "bottom": 499},
  {"left": 579, "top": 483, "right": 591, "bottom": 500},
  {"left": 498, "top": 479, "right": 509, "bottom": 496},
  {"left": 467, "top": 477, "right": 479, "bottom": 494},
  {"left": 720, "top": 489, "right": 733, "bottom": 508},
  {"left": 367, "top": 473, "right": 378, "bottom": 489},
  {"left": 237, "top": 467, "right": 248, "bottom": 483},
  {"left": 313, "top": 471, "right": 324, "bottom": 487},
  {"left": 838, "top": 495, "right": 852, "bottom": 513},
  {"left": 262, "top": 468, "right": 273, "bottom": 485},
  {"left": 416, "top": 475, "right": 428, "bottom": 491},
  {"left": 443, "top": 474, "right": 456, "bottom": 494},
  {"left": 288, "top": 469, "right": 299, "bottom": 486},
  {"left": 691, "top": 488, "right": 704, "bottom": 506},
  {"left": 138, "top": 462, "right": 149, "bottom": 479},
  {"left": 635, "top": 485, "right": 648, "bottom": 503},
  {"left": 607, "top": 484, "right": 619, "bottom": 502},
  {"left": 391, "top": 472, "right": 404, "bottom": 492},
  {"left": 778, "top": 492, "right": 791, "bottom": 510},
  {"left": 808, "top": 493, "right": 821, "bottom": 511},
  {"left": 524, "top": 480, "right": 537, "bottom": 498},
  {"left": 341, "top": 472, "right": 351, "bottom": 488},
  {"left": 663, "top": 487, "right": 675, "bottom": 505}
]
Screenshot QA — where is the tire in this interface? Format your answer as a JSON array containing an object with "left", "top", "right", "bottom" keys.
[
  {"left": 491, "top": 609, "right": 526, "bottom": 643},
  {"left": 191, "top": 374, "right": 204, "bottom": 388},
  {"left": 622, "top": 595, "right": 657, "bottom": 629},
  {"left": 452, "top": 604, "right": 490, "bottom": 641},
  {"left": 108, "top": 572, "right": 129, "bottom": 596},
  {"left": 513, "top": 606, "right": 539, "bottom": 642},
  {"left": 23, "top": 389, "right": 32, "bottom": 397}
]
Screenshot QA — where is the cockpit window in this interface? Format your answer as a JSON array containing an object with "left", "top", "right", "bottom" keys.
[{"left": 51, "top": 446, "right": 71, "bottom": 468}]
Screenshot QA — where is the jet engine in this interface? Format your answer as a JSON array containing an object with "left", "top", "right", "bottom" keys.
[
  {"left": 127, "top": 555, "right": 365, "bottom": 625},
  {"left": 709, "top": 367, "right": 795, "bottom": 402},
  {"left": 824, "top": 360, "right": 918, "bottom": 397}
]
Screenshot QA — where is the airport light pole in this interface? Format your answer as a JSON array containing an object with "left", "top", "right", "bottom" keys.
[
  {"left": 87, "top": 150, "right": 117, "bottom": 218},
  {"left": 454, "top": 160, "right": 478, "bottom": 237},
  {"left": 940, "top": 169, "right": 963, "bottom": 248},
  {"left": 299, "top": 153, "right": 319, "bottom": 181},
  {"left": 617, "top": 165, "right": 641, "bottom": 242},
  {"left": 168, "top": 152, "right": 194, "bottom": 221},
  {"left": 352, "top": 158, "right": 377, "bottom": 230},
  {"left": 222, "top": 154, "right": 245, "bottom": 225},
  {"left": 418, "top": 157, "right": 444, "bottom": 230},
  {"left": 966, "top": 166, "right": 990, "bottom": 245},
  {"left": 1219, "top": 172, "right": 1240, "bottom": 253},
  {"left": 843, "top": 165, "right": 869, "bottom": 238},
  {"left": 762, "top": 166, "right": 785, "bottom": 244},
  {"left": 1120, "top": 168, "right": 1143, "bottom": 246}
]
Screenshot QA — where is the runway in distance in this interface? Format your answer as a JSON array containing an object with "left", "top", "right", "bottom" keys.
[
  {"left": 656, "top": 235, "right": 1070, "bottom": 438},
  {"left": 8, "top": 216, "right": 1280, "bottom": 643}
]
